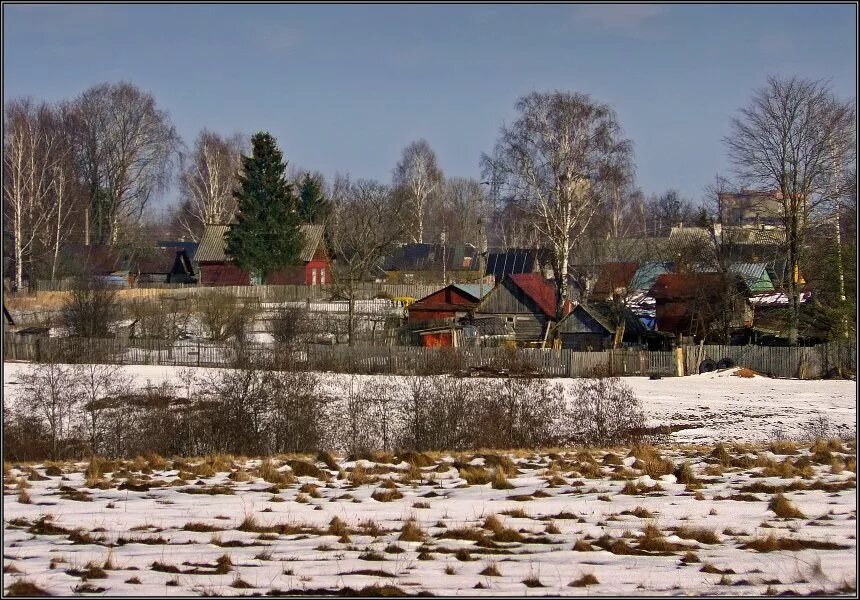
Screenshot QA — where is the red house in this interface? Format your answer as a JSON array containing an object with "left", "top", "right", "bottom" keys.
[
  {"left": 195, "top": 224, "right": 330, "bottom": 286},
  {"left": 407, "top": 283, "right": 493, "bottom": 325}
]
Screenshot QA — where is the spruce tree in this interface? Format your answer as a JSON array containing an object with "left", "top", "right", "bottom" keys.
[
  {"left": 225, "top": 132, "right": 303, "bottom": 280},
  {"left": 298, "top": 173, "right": 330, "bottom": 224}
]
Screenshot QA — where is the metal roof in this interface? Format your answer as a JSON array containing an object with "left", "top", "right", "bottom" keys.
[
  {"left": 451, "top": 283, "right": 493, "bottom": 301},
  {"left": 193, "top": 223, "right": 325, "bottom": 263}
]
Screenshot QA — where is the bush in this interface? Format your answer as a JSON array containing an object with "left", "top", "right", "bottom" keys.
[
  {"left": 566, "top": 377, "right": 647, "bottom": 447},
  {"left": 197, "top": 292, "right": 256, "bottom": 342},
  {"left": 62, "top": 276, "right": 121, "bottom": 338},
  {"left": 270, "top": 306, "right": 316, "bottom": 347}
]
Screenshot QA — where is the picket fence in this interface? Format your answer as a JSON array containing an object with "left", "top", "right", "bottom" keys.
[{"left": 4, "top": 335, "right": 853, "bottom": 379}]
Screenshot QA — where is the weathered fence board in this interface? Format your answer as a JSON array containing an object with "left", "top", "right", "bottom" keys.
[{"left": 5, "top": 334, "right": 852, "bottom": 380}]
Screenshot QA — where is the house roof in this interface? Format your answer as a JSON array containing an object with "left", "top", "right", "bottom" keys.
[
  {"left": 650, "top": 273, "right": 749, "bottom": 300},
  {"left": 729, "top": 262, "right": 774, "bottom": 292},
  {"left": 592, "top": 262, "right": 640, "bottom": 296},
  {"left": 383, "top": 243, "right": 478, "bottom": 271},
  {"left": 63, "top": 243, "right": 123, "bottom": 275},
  {"left": 510, "top": 273, "right": 557, "bottom": 318},
  {"left": 451, "top": 283, "right": 493, "bottom": 301},
  {"left": 555, "top": 301, "right": 648, "bottom": 336},
  {"left": 135, "top": 247, "right": 182, "bottom": 274},
  {"left": 629, "top": 262, "right": 673, "bottom": 292},
  {"left": 485, "top": 248, "right": 548, "bottom": 279},
  {"left": 193, "top": 224, "right": 325, "bottom": 264}
]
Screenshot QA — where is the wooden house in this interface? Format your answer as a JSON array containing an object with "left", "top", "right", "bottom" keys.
[
  {"left": 407, "top": 283, "right": 492, "bottom": 325},
  {"left": 474, "top": 273, "right": 564, "bottom": 345},
  {"left": 553, "top": 301, "right": 650, "bottom": 351},
  {"left": 194, "top": 224, "right": 330, "bottom": 286},
  {"left": 650, "top": 273, "right": 752, "bottom": 339}
]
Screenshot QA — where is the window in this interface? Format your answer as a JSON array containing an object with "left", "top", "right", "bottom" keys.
[
  {"left": 311, "top": 268, "right": 317, "bottom": 286},
  {"left": 320, "top": 268, "right": 326, "bottom": 285}
]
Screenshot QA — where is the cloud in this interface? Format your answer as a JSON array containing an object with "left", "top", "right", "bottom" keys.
[{"left": 570, "top": 4, "right": 668, "bottom": 40}]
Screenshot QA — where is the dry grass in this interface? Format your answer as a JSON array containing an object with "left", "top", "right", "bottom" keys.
[
  {"left": 479, "top": 562, "right": 501, "bottom": 576},
  {"left": 371, "top": 489, "right": 403, "bottom": 502},
  {"left": 569, "top": 573, "right": 599, "bottom": 587},
  {"left": 458, "top": 466, "right": 492, "bottom": 485},
  {"left": 491, "top": 466, "right": 514, "bottom": 490},
  {"left": 5, "top": 579, "right": 51, "bottom": 597},
  {"left": 674, "top": 526, "right": 720, "bottom": 545},
  {"left": 743, "top": 534, "right": 848, "bottom": 552},
  {"left": 768, "top": 494, "right": 806, "bottom": 519},
  {"left": 398, "top": 519, "right": 425, "bottom": 542},
  {"left": 733, "top": 367, "right": 756, "bottom": 378}
]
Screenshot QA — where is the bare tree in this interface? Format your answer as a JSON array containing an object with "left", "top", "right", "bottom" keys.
[
  {"left": 3, "top": 99, "right": 70, "bottom": 290},
  {"left": 64, "top": 82, "right": 180, "bottom": 245},
  {"left": 483, "top": 91, "right": 633, "bottom": 325},
  {"left": 73, "top": 363, "right": 133, "bottom": 455},
  {"left": 393, "top": 140, "right": 443, "bottom": 243},
  {"left": 643, "top": 189, "right": 698, "bottom": 236},
  {"left": 431, "top": 177, "right": 488, "bottom": 247},
  {"left": 724, "top": 75, "right": 855, "bottom": 344},
  {"left": 176, "top": 130, "right": 245, "bottom": 241},
  {"left": 328, "top": 179, "right": 409, "bottom": 345},
  {"left": 62, "top": 275, "right": 121, "bottom": 338},
  {"left": 16, "top": 363, "right": 80, "bottom": 459}
]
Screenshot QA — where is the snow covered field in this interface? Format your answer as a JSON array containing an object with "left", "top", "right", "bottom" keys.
[
  {"left": 3, "top": 363, "right": 856, "bottom": 596},
  {"left": 4, "top": 363, "right": 856, "bottom": 444},
  {"left": 3, "top": 444, "right": 856, "bottom": 596}
]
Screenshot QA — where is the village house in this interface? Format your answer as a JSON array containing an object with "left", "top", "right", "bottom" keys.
[
  {"left": 474, "top": 273, "right": 567, "bottom": 346},
  {"left": 649, "top": 272, "right": 752, "bottom": 341},
  {"left": 552, "top": 300, "right": 652, "bottom": 351},
  {"left": 194, "top": 223, "right": 330, "bottom": 286},
  {"left": 406, "top": 283, "right": 492, "bottom": 325},
  {"left": 718, "top": 189, "right": 784, "bottom": 227}
]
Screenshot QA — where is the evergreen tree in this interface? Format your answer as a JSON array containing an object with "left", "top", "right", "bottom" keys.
[
  {"left": 225, "top": 132, "right": 303, "bottom": 279},
  {"left": 298, "top": 173, "right": 331, "bottom": 224}
]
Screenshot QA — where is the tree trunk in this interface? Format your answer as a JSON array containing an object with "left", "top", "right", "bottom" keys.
[
  {"left": 347, "top": 281, "right": 355, "bottom": 347},
  {"left": 787, "top": 213, "right": 800, "bottom": 346}
]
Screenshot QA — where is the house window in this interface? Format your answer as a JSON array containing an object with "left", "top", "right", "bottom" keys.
[
  {"left": 251, "top": 271, "right": 262, "bottom": 286},
  {"left": 320, "top": 268, "right": 326, "bottom": 285},
  {"left": 311, "top": 268, "right": 318, "bottom": 286}
]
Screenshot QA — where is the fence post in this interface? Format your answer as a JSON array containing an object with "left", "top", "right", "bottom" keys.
[{"left": 675, "top": 347, "right": 685, "bottom": 377}]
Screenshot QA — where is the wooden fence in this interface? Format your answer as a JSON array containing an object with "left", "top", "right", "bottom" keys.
[
  {"left": 5, "top": 335, "right": 853, "bottom": 379},
  {"left": 27, "top": 282, "right": 445, "bottom": 301}
]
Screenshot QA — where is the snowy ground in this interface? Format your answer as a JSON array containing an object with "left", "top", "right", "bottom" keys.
[
  {"left": 4, "top": 363, "right": 856, "bottom": 444},
  {"left": 3, "top": 444, "right": 857, "bottom": 596},
  {"left": 3, "top": 363, "right": 856, "bottom": 596}
]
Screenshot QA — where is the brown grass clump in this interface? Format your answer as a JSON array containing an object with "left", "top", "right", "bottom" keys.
[
  {"left": 602, "top": 452, "right": 623, "bottom": 466},
  {"left": 458, "top": 466, "right": 492, "bottom": 485},
  {"left": 479, "top": 562, "right": 501, "bottom": 576},
  {"left": 258, "top": 458, "right": 294, "bottom": 486},
  {"left": 768, "top": 494, "right": 805, "bottom": 519},
  {"left": 711, "top": 443, "right": 731, "bottom": 465},
  {"left": 624, "top": 506, "right": 654, "bottom": 519},
  {"left": 145, "top": 453, "right": 169, "bottom": 471},
  {"left": 569, "top": 573, "right": 599, "bottom": 587},
  {"left": 183, "top": 521, "right": 223, "bottom": 533},
  {"left": 573, "top": 538, "right": 594, "bottom": 551},
  {"left": 5, "top": 579, "right": 52, "bottom": 597},
  {"left": 228, "top": 467, "right": 250, "bottom": 482},
  {"left": 481, "top": 454, "right": 519, "bottom": 476},
  {"left": 733, "top": 367, "right": 756, "bottom": 378},
  {"left": 742, "top": 534, "right": 848, "bottom": 552},
  {"left": 768, "top": 440, "right": 798, "bottom": 455},
  {"left": 674, "top": 462, "right": 698, "bottom": 485},
  {"left": 348, "top": 464, "right": 374, "bottom": 487},
  {"left": 398, "top": 519, "right": 425, "bottom": 542},
  {"left": 491, "top": 466, "right": 514, "bottom": 490},
  {"left": 18, "top": 489, "right": 31, "bottom": 504},
  {"left": 674, "top": 526, "right": 720, "bottom": 545},
  {"left": 522, "top": 572, "right": 544, "bottom": 587},
  {"left": 317, "top": 451, "right": 340, "bottom": 472},
  {"left": 231, "top": 577, "right": 253, "bottom": 589},
  {"left": 371, "top": 489, "right": 403, "bottom": 502},
  {"left": 287, "top": 460, "right": 325, "bottom": 479},
  {"left": 328, "top": 516, "right": 350, "bottom": 537},
  {"left": 544, "top": 522, "right": 561, "bottom": 535}
]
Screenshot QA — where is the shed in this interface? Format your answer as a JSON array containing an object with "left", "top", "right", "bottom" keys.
[
  {"left": 554, "top": 301, "right": 649, "bottom": 351},
  {"left": 407, "top": 283, "right": 492, "bottom": 324}
]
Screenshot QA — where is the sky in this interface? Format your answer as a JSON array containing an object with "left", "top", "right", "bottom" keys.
[{"left": 3, "top": 3, "right": 857, "bottom": 209}]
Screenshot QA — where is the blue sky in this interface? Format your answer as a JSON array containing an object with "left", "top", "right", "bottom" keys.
[{"left": 3, "top": 3, "right": 856, "bottom": 208}]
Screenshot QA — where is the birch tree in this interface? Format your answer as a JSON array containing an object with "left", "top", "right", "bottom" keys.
[
  {"left": 482, "top": 91, "right": 633, "bottom": 324},
  {"left": 724, "top": 76, "right": 855, "bottom": 345},
  {"left": 393, "top": 140, "right": 442, "bottom": 243},
  {"left": 176, "top": 130, "right": 245, "bottom": 240},
  {"left": 64, "top": 82, "right": 180, "bottom": 245},
  {"left": 3, "top": 100, "right": 68, "bottom": 290}
]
